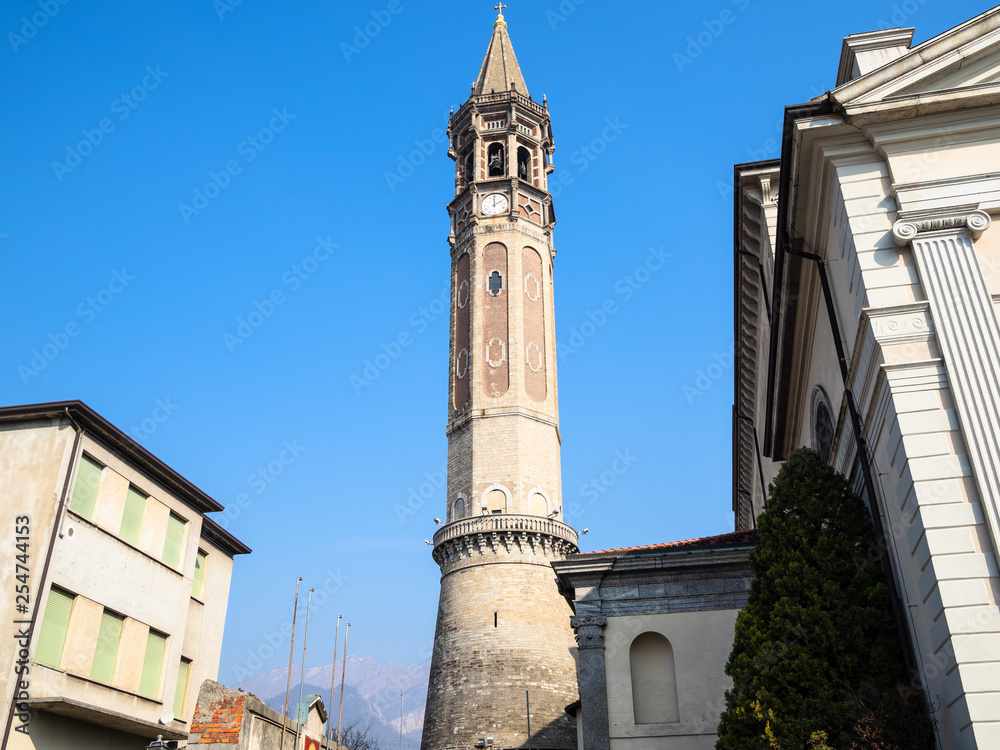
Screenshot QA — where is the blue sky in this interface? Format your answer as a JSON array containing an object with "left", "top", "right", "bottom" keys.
[{"left": 1, "top": 0, "right": 990, "bottom": 682}]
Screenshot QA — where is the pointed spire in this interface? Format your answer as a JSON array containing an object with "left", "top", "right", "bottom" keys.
[{"left": 474, "top": 6, "right": 529, "bottom": 97}]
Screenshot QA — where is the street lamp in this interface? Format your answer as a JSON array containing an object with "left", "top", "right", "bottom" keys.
[{"left": 145, "top": 736, "right": 171, "bottom": 750}]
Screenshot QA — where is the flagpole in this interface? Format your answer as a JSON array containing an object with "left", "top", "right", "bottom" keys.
[
  {"left": 280, "top": 577, "right": 303, "bottom": 750},
  {"left": 337, "top": 623, "right": 351, "bottom": 746},
  {"left": 294, "top": 588, "right": 315, "bottom": 747},
  {"left": 327, "top": 615, "right": 342, "bottom": 743}
]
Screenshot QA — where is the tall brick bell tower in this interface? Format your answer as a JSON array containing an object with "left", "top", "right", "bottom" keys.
[{"left": 420, "top": 7, "right": 580, "bottom": 750}]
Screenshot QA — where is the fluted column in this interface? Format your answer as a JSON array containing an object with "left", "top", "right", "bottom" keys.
[
  {"left": 571, "top": 615, "right": 610, "bottom": 750},
  {"left": 892, "top": 208, "right": 1000, "bottom": 552}
]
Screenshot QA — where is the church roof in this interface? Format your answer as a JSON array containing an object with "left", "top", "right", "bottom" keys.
[
  {"left": 587, "top": 529, "right": 758, "bottom": 556},
  {"left": 474, "top": 11, "right": 529, "bottom": 97}
]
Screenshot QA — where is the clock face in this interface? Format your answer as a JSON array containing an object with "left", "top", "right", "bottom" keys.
[{"left": 482, "top": 193, "right": 508, "bottom": 216}]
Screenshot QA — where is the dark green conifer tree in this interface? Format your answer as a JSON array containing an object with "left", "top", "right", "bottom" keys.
[{"left": 716, "top": 448, "right": 933, "bottom": 750}]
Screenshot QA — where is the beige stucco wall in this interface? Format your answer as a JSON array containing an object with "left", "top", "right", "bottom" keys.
[
  {"left": 1, "top": 416, "right": 241, "bottom": 742},
  {"left": 604, "top": 610, "right": 738, "bottom": 750},
  {"left": 0, "top": 418, "right": 75, "bottom": 730}
]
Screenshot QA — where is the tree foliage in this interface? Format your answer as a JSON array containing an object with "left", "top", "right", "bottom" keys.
[
  {"left": 339, "top": 717, "right": 383, "bottom": 750},
  {"left": 716, "top": 448, "right": 933, "bottom": 750}
]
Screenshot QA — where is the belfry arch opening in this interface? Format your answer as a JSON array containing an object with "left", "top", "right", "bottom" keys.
[
  {"left": 464, "top": 152, "right": 474, "bottom": 184},
  {"left": 517, "top": 146, "right": 532, "bottom": 182},
  {"left": 488, "top": 142, "right": 506, "bottom": 177}
]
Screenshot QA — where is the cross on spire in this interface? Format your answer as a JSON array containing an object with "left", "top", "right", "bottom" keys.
[{"left": 494, "top": 3, "right": 507, "bottom": 13}]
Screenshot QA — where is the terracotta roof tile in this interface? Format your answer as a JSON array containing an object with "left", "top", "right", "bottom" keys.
[{"left": 588, "top": 529, "right": 758, "bottom": 556}]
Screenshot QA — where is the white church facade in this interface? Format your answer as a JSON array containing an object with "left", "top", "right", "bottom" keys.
[{"left": 735, "top": 8, "right": 1000, "bottom": 749}]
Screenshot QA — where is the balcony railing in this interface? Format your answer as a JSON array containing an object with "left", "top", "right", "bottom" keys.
[{"left": 433, "top": 513, "right": 578, "bottom": 548}]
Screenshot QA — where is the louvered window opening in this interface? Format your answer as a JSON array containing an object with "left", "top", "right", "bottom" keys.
[
  {"left": 119, "top": 486, "right": 147, "bottom": 546},
  {"left": 69, "top": 455, "right": 103, "bottom": 519},
  {"left": 173, "top": 658, "right": 192, "bottom": 718},
  {"left": 192, "top": 551, "right": 207, "bottom": 599},
  {"left": 139, "top": 629, "right": 167, "bottom": 698},
  {"left": 35, "top": 587, "right": 75, "bottom": 668},
  {"left": 91, "top": 610, "right": 124, "bottom": 684},
  {"left": 162, "top": 513, "right": 186, "bottom": 569}
]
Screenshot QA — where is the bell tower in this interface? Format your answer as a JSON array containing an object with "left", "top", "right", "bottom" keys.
[{"left": 420, "top": 7, "right": 579, "bottom": 750}]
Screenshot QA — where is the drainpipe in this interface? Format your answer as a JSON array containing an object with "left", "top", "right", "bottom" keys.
[
  {"left": 783, "top": 242, "right": 917, "bottom": 677},
  {"left": 1, "top": 408, "right": 84, "bottom": 748}
]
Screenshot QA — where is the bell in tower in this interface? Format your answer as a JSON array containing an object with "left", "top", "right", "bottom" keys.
[{"left": 421, "top": 7, "right": 579, "bottom": 750}]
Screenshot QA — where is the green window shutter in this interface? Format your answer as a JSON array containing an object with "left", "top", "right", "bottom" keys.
[
  {"left": 191, "top": 551, "right": 207, "bottom": 599},
  {"left": 162, "top": 513, "right": 186, "bottom": 569},
  {"left": 138, "top": 629, "right": 167, "bottom": 698},
  {"left": 173, "top": 658, "right": 192, "bottom": 718},
  {"left": 119, "top": 486, "right": 147, "bottom": 545},
  {"left": 90, "top": 610, "right": 124, "bottom": 683},
  {"left": 35, "top": 587, "right": 75, "bottom": 668},
  {"left": 69, "top": 455, "right": 103, "bottom": 519}
]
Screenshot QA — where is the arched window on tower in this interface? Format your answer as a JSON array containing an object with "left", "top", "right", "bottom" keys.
[
  {"left": 464, "top": 152, "right": 474, "bottom": 184},
  {"left": 453, "top": 496, "right": 466, "bottom": 521},
  {"left": 629, "top": 632, "right": 679, "bottom": 724},
  {"left": 813, "top": 391, "right": 835, "bottom": 463},
  {"left": 517, "top": 147, "right": 531, "bottom": 182},
  {"left": 488, "top": 142, "right": 506, "bottom": 178}
]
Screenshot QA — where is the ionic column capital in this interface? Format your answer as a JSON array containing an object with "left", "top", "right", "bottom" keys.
[{"left": 892, "top": 208, "right": 991, "bottom": 247}]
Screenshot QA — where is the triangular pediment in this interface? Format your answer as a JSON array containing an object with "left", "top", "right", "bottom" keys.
[{"left": 834, "top": 7, "right": 1000, "bottom": 114}]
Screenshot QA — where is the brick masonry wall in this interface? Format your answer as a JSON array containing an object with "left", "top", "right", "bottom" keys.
[{"left": 190, "top": 686, "right": 245, "bottom": 744}]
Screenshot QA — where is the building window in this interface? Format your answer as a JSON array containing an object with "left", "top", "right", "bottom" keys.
[
  {"left": 517, "top": 146, "right": 531, "bottom": 181},
  {"left": 464, "top": 152, "right": 474, "bottom": 183},
  {"left": 119, "top": 485, "right": 148, "bottom": 546},
  {"left": 139, "top": 629, "right": 167, "bottom": 699},
  {"left": 488, "top": 270, "right": 503, "bottom": 296},
  {"left": 35, "top": 587, "right": 75, "bottom": 668},
  {"left": 173, "top": 658, "right": 192, "bottom": 718},
  {"left": 488, "top": 142, "right": 506, "bottom": 177},
  {"left": 814, "top": 392, "right": 835, "bottom": 463},
  {"left": 69, "top": 454, "right": 103, "bottom": 520},
  {"left": 192, "top": 550, "right": 207, "bottom": 599},
  {"left": 453, "top": 497, "right": 466, "bottom": 521},
  {"left": 528, "top": 492, "right": 547, "bottom": 517},
  {"left": 629, "top": 632, "right": 679, "bottom": 724},
  {"left": 91, "top": 609, "right": 125, "bottom": 684},
  {"left": 162, "top": 512, "right": 187, "bottom": 569},
  {"left": 484, "top": 487, "right": 507, "bottom": 514}
]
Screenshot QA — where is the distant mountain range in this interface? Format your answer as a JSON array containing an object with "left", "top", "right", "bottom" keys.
[{"left": 235, "top": 655, "right": 429, "bottom": 750}]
